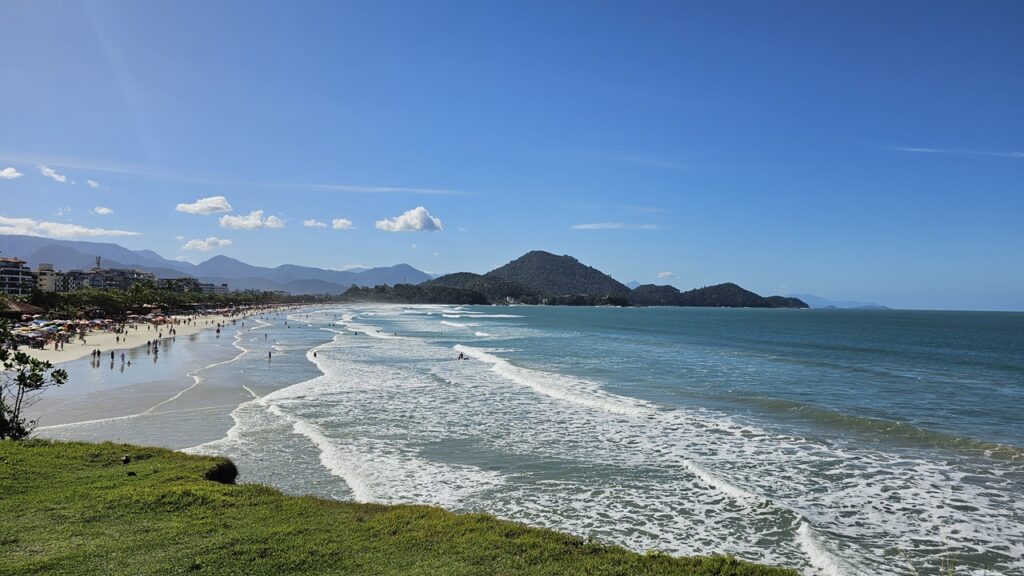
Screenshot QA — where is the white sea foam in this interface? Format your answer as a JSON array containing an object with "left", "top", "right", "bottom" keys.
[
  {"left": 441, "top": 320, "right": 480, "bottom": 329},
  {"left": 683, "top": 459, "right": 761, "bottom": 505},
  {"left": 177, "top": 304, "right": 1024, "bottom": 576},
  {"left": 453, "top": 344, "right": 654, "bottom": 416},
  {"left": 796, "top": 523, "right": 848, "bottom": 576}
]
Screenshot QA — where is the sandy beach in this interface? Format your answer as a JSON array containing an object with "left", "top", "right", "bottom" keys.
[
  {"left": 27, "top": 307, "right": 323, "bottom": 446},
  {"left": 18, "top": 312, "right": 277, "bottom": 365}
]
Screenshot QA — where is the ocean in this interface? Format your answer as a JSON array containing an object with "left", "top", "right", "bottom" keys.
[{"left": 38, "top": 305, "right": 1024, "bottom": 575}]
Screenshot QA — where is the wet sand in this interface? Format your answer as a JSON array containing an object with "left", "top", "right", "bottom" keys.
[{"left": 22, "top": 314, "right": 241, "bottom": 365}]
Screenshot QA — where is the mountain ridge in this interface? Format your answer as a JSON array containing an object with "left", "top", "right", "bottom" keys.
[
  {"left": 0, "top": 235, "right": 431, "bottom": 294},
  {"left": 417, "top": 250, "right": 807, "bottom": 308}
]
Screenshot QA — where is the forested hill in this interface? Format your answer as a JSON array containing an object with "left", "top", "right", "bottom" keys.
[
  {"left": 484, "top": 251, "right": 632, "bottom": 299},
  {"left": 424, "top": 273, "right": 536, "bottom": 303},
  {"left": 342, "top": 250, "right": 807, "bottom": 308},
  {"left": 628, "top": 283, "right": 808, "bottom": 308}
]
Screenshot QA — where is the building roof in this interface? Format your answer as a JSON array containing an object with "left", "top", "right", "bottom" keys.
[{"left": 1, "top": 300, "right": 45, "bottom": 317}]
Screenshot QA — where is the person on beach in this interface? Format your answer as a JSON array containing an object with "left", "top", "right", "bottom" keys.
[{"left": 267, "top": 350, "right": 272, "bottom": 360}]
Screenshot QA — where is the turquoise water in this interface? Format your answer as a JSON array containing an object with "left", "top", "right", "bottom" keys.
[{"left": 41, "top": 306, "right": 1024, "bottom": 575}]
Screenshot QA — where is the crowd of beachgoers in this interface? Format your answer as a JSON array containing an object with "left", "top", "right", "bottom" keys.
[{"left": 8, "top": 305, "right": 293, "bottom": 365}]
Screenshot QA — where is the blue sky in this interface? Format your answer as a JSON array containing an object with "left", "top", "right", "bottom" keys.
[{"left": 1, "top": 1, "right": 1022, "bottom": 310}]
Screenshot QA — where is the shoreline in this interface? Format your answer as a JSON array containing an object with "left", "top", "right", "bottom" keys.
[
  {"left": 30, "top": 307, "right": 319, "bottom": 448},
  {"left": 19, "top": 306, "right": 296, "bottom": 366}
]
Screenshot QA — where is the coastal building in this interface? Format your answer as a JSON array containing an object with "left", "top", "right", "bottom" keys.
[
  {"left": 158, "top": 278, "right": 228, "bottom": 294},
  {"left": 199, "top": 282, "right": 230, "bottom": 294},
  {"left": 159, "top": 277, "right": 204, "bottom": 292},
  {"left": 36, "top": 264, "right": 59, "bottom": 292},
  {"left": 0, "top": 257, "right": 35, "bottom": 296},
  {"left": 58, "top": 266, "right": 156, "bottom": 292}
]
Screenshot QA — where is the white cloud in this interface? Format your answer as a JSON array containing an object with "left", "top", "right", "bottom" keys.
[
  {"left": 433, "top": 251, "right": 440, "bottom": 257},
  {"left": 0, "top": 215, "right": 140, "bottom": 238},
  {"left": 176, "top": 196, "right": 233, "bottom": 215},
  {"left": 86, "top": 179, "right": 100, "bottom": 188},
  {"left": 886, "top": 146, "right": 1024, "bottom": 159},
  {"left": 0, "top": 167, "right": 23, "bottom": 179},
  {"left": 375, "top": 206, "right": 443, "bottom": 232},
  {"left": 657, "top": 271, "right": 676, "bottom": 279},
  {"left": 91, "top": 206, "right": 113, "bottom": 216},
  {"left": 219, "top": 210, "right": 285, "bottom": 230},
  {"left": 570, "top": 222, "right": 660, "bottom": 230},
  {"left": 54, "top": 206, "right": 71, "bottom": 217},
  {"left": 181, "top": 236, "right": 233, "bottom": 251},
  {"left": 303, "top": 219, "right": 327, "bottom": 228},
  {"left": 331, "top": 218, "right": 354, "bottom": 230},
  {"left": 37, "top": 165, "right": 67, "bottom": 183},
  {"left": 174, "top": 235, "right": 186, "bottom": 240}
]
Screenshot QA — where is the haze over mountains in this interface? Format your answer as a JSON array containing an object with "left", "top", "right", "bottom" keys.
[{"left": 0, "top": 235, "right": 431, "bottom": 294}]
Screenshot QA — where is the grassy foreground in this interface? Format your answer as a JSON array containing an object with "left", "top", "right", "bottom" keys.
[{"left": 0, "top": 440, "right": 796, "bottom": 576}]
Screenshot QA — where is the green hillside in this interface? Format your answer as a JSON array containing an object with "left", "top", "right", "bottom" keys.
[
  {"left": 485, "top": 251, "right": 632, "bottom": 299},
  {"left": 0, "top": 440, "right": 796, "bottom": 576}
]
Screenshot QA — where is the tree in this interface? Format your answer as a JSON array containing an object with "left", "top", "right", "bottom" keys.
[{"left": 0, "top": 319, "right": 68, "bottom": 440}]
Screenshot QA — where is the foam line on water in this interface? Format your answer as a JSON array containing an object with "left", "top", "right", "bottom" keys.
[
  {"left": 441, "top": 320, "right": 480, "bottom": 329},
  {"left": 142, "top": 319, "right": 253, "bottom": 415},
  {"left": 191, "top": 321, "right": 365, "bottom": 454},
  {"left": 683, "top": 459, "right": 762, "bottom": 505},
  {"left": 796, "top": 523, "right": 849, "bottom": 576},
  {"left": 42, "top": 318, "right": 260, "bottom": 432},
  {"left": 453, "top": 344, "right": 654, "bottom": 416},
  {"left": 337, "top": 313, "right": 399, "bottom": 338},
  {"left": 274, "top": 407, "right": 374, "bottom": 501},
  {"left": 40, "top": 403, "right": 241, "bottom": 431},
  {"left": 175, "top": 305, "right": 1024, "bottom": 575}
]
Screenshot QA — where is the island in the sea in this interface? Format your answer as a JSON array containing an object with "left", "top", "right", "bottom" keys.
[{"left": 340, "top": 250, "right": 808, "bottom": 308}]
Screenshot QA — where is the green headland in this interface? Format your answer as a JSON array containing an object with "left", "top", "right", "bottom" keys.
[{"left": 0, "top": 440, "right": 796, "bottom": 576}]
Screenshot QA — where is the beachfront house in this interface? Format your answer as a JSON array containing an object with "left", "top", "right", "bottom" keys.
[{"left": 0, "top": 257, "right": 35, "bottom": 296}]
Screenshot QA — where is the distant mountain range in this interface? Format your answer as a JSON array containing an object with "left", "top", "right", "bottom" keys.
[
  {"left": 414, "top": 251, "right": 808, "bottom": 308},
  {"left": 0, "top": 235, "right": 431, "bottom": 295},
  {"left": 0, "top": 236, "right": 821, "bottom": 308},
  {"left": 785, "top": 293, "right": 889, "bottom": 310}
]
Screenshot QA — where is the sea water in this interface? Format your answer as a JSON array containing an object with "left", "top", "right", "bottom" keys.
[{"left": 44, "top": 306, "right": 1024, "bottom": 575}]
